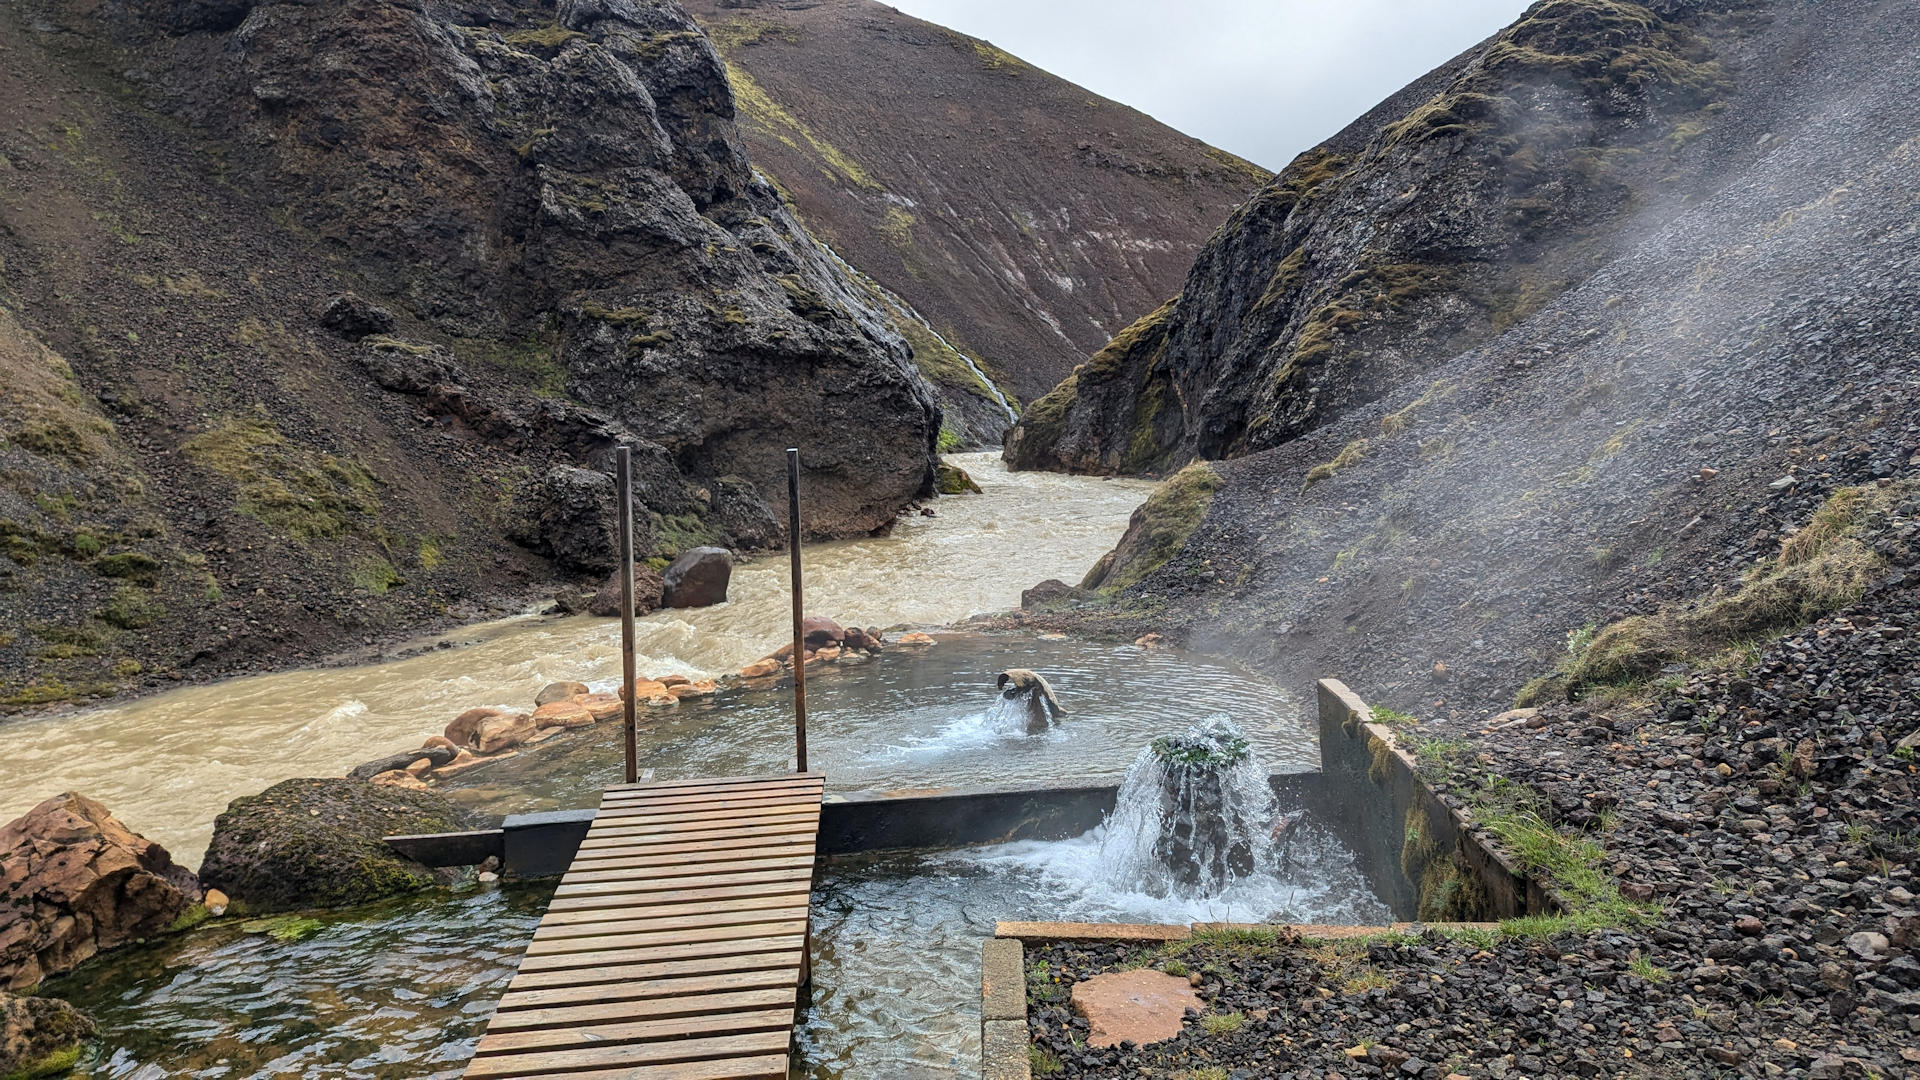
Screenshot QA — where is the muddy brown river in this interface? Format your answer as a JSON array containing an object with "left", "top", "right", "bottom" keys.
[{"left": 0, "top": 454, "right": 1154, "bottom": 864}]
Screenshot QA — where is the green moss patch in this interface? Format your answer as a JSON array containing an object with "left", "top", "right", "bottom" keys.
[
  {"left": 1100, "top": 462, "right": 1224, "bottom": 591},
  {"left": 180, "top": 419, "right": 379, "bottom": 540},
  {"left": 1535, "top": 481, "right": 1907, "bottom": 701}
]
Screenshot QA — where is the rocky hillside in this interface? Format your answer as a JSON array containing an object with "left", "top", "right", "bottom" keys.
[
  {"left": 0, "top": 0, "right": 939, "bottom": 710},
  {"left": 1013, "top": 0, "right": 1920, "bottom": 715},
  {"left": 1006, "top": 0, "right": 1773, "bottom": 474},
  {"left": 679, "top": 0, "right": 1269, "bottom": 445}
]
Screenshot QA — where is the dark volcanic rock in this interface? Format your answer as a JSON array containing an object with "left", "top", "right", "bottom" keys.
[
  {"left": 0, "top": 990, "right": 95, "bottom": 1078},
  {"left": 660, "top": 547, "right": 732, "bottom": 608},
  {"left": 0, "top": 793, "right": 199, "bottom": 990},
  {"left": 314, "top": 294, "right": 395, "bottom": 339},
  {"left": 1007, "top": 0, "right": 1766, "bottom": 473},
  {"left": 198, "top": 779, "right": 486, "bottom": 913},
  {"left": 511, "top": 466, "right": 623, "bottom": 576}
]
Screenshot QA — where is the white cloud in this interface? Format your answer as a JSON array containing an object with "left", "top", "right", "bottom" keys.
[{"left": 884, "top": 0, "right": 1531, "bottom": 170}]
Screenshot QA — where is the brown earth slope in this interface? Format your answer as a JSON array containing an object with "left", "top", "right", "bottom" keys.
[
  {"left": 0, "top": 0, "right": 939, "bottom": 711},
  {"left": 679, "top": 0, "right": 1270, "bottom": 445}
]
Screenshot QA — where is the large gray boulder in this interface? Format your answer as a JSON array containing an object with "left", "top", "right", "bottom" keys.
[
  {"left": 198, "top": 779, "right": 486, "bottom": 913},
  {"left": 0, "top": 793, "right": 200, "bottom": 990},
  {"left": 660, "top": 547, "right": 732, "bottom": 608}
]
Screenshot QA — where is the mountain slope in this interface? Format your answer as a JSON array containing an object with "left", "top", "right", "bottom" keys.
[
  {"left": 1014, "top": 0, "right": 1920, "bottom": 713},
  {"left": 1006, "top": 0, "right": 1772, "bottom": 475},
  {"left": 679, "top": 0, "right": 1269, "bottom": 444},
  {"left": 0, "top": 0, "right": 938, "bottom": 710}
]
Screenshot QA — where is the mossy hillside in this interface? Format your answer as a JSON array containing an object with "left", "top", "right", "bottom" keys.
[
  {"left": 179, "top": 418, "right": 380, "bottom": 541},
  {"left": 1097, "top": 462, "right": 1224, "bottom": 592},
  {"left": 723, "top": 60, "right": 879, "bottom": 192},
  {"left": 1520, "top": 480, "right": 1911, "bottom": 704}
]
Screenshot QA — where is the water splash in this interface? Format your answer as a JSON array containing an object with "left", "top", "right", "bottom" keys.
[{"left": 1097, "top": 715, "right": 1279, "bottom": 897}]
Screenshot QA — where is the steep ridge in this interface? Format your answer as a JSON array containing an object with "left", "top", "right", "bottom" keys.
[
  {"left": 0, "top": 0, "right": 938, "bottom": 709},
  {"left": 1006, "top": 0, "right": 1773, "bottom": 474},
  {"left": 1015, "top": 0, "right": 1920, "bottom": 713},
  {"left": 678, "top": 0, "right": 1269, "bottom": 444}
]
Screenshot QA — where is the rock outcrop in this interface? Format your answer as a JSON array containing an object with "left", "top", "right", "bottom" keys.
[
  {"left": 0, "top": 991, "right": 95, "bottom": 1078},
  {"left": 197, "top": 779, "right": 485, "bottom": 912},
  {"left": 0, "top": 0, "right": 938, "bottom": 709},
  {"left": 680, "top": 0, "right": 1268, "bottom": 445},
  {"left": 0, "top": 793, "right": 200, "bottom": 990},
  {"left": 1007, "top": 0, "right": 1768, "bottom": 474},
  {"left": 588, "top": 564, "right": 666, "bottom": 618}
]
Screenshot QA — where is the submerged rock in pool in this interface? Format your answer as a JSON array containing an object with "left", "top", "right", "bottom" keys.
[
  {"left": 0, "top": 990, "right": 95, "bottom": 1077},
  {"left": 0, "top": 792, "right": 200, "bottom": 990},
  {"left": 198, "top": 779, "right": 487, "bottom": 913}
]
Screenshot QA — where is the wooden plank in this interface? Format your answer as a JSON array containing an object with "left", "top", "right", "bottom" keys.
[
  {"left": 556, "top": 853, "right": 810, "bottom": 887},
  {"left": 476, "top": 1007, "right": 794, "bottom": 1054},
  {"left": 496, "top": 968, "right": 798, "bottom": 1013},
  {"left": 576, "top": 820, "right": 817, "bottom": 849},
  {"left": 531, "top": 906, "right": 810, "bottom": 943},
  {"left": 514, "top": 941, "right": 801, "bottom": 978},
  {"left": 463, "top": 1031, "right": 794, "bottom": 1077},
  {"left": 477, "top": 1054, "right": 789, "bottom": 1080},
  {"left": 504, "top": 946, "right": 799, "bottom": 990},
  {"left": 522, "top": 919, "right": 810, "bottom": 959},
  {"left": 484, "top": 987, "right": 796, "bottom": 1034},
  {"left": 605, "top": 772, "right": 822, "bottom": 791},
  {"left": 598, "top": 784, "right": 821, "bottom": 806},
  {"left": 567, "top": 843, "right": 815, "bottom": 868},
  {"left": 572, "top": 833, "right": 814, "bottom": 860},
  {"left": 586, "top": 811, "right": 820, "bottom": 837},
  {"left": 539, "top": 891, "right": 808, "bottom": 926},
  {"left": 590, "top": 803, "right": 822, "bottom": 827},
  {"left": 550, "top": 868, "right": 813, "bottom": 903}
]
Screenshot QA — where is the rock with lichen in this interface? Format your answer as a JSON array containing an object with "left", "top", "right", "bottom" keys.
[{"left": 197, "top": 778, "right": 487, "bottom": 913}]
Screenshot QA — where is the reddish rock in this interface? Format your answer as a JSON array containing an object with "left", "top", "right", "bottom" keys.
[
  {"left": 445, "top": 707, "right": 503, "bottom": 748},
  {"left": 574, "top": 692, "right": 625, "bottom": 721},
  {"left": 669, "top": 679, "right": 718, "bottom": 698},
  {"left": 617, "top": 679, "right": 669, "bottom": 702},
  {"left": 657, "top": 674, "right": 692, "bottom": 688},
  {"left": 534, "top": 681, "right": 589, "bottom": 707},
  {"left": 801, "top": 615, "right": 844, "bottom": 648},
  {"left": 739, "top": 659, "right": 780, "bottom": 678},
  {"left": 475, "top": 713, "right": 536, "bottom": 754},
  {"left": 842, "top": 626, "right": 870, "bottom": 650},
  {"left": 1069, "top": 969, "right": 1202, "bottom": 1048},
  {"left": 896, "top": 632, "right": 936, "bottom": 646},
  {"left": 0, "top": 793, "right": 200, "bottom": 989},
  {"left": 532, "top": 701, "right": 595, "bottom": 729}
]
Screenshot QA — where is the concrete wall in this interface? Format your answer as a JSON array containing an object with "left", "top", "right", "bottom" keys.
[{"left": 1315, "top": 679, "right": 1549, "bottom": 920}]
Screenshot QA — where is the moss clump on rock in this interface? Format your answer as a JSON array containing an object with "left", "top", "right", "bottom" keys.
[
  {"left": 934, "top": 463, "right": 981, "bottom": 495},
  {"left": 197, "top": 778, "right": 488, "bottom": 913},
  {"left": 1089, "top": 461, "right": 1224, "bottom": 592},
  {"left": 0, "top": 991, "right": 95, "bottom": 1080}
]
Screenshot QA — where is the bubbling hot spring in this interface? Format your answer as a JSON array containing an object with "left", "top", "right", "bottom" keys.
[{"left": 1096, "top": 714, "right": 1293, "bottom": 897}]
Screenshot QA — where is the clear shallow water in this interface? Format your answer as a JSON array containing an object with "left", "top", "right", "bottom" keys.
[
  {"left": 0, "top": 454, "right": 1154, "bottom": 865},
  {"left": 51, "top": 886, "right": 550, "bottom": 1079},
  {"left": 51, "top": 826, "right": 1385, "bottom": 1080},
  {"left": 436, "top": 631, "right": 1317, "bottom": 818}
]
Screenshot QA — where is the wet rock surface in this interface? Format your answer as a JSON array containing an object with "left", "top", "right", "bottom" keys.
[
  {"left": 0, "top": 990, "right": 95, "bottom": 1077},
  {"left": 197, "top": 779, "right": 486, "bottom": 913},
  {"left": 660, "top": 547, "right": 733, "bottom": 609},
  {"left": 0, "top": 793, "right": 199, "bottom": 990}
]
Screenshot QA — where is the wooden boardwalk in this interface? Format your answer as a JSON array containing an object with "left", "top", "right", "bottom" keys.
[{"left": 464, "top": 772, "right": 825, "bottom": 1080}]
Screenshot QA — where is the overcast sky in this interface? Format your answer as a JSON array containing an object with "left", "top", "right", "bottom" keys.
[{"left": 886, "top": 0, "right": 1533, "bottom": 171}]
